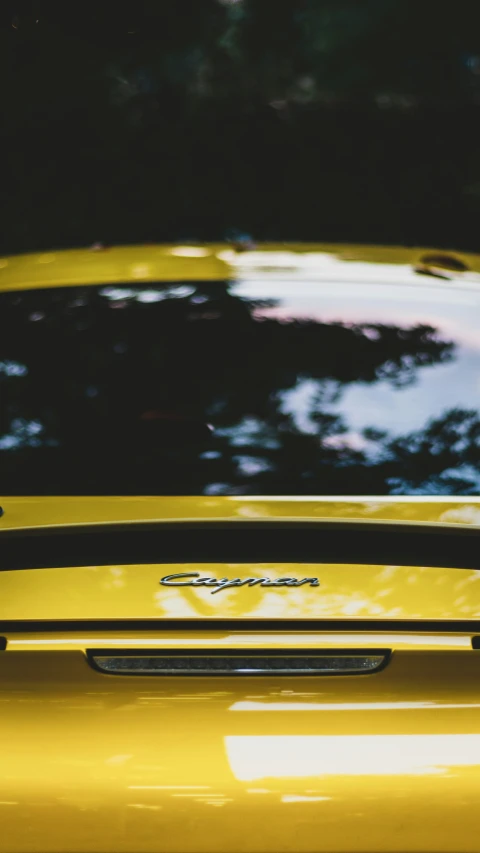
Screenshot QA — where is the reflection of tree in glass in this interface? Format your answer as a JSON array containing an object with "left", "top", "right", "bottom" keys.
[
  {"left": 381, "top": 409, "right": 480, "bottom": 495},
  {"left": 1, "top": 282, "right": 477, "bottom": 496}
]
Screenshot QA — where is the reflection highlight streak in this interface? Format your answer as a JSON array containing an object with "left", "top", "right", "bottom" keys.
[
  {"left": 8, "top": 633, "right": 473, "bottom": 649},
  {"left": 229, "top": 701, "right": 480, "bottom": 712},
  {"left": 225, "top": 735, "right": 480, "bottom": 780}
]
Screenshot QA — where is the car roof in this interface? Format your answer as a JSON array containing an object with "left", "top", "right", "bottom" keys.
[{"left": 1, "top": 243, "right": 480, "bottom": 292}]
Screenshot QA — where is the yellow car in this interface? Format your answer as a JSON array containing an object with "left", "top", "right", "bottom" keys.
[{"left": 1, "top": 244, "right": 480, "bottom": 852}]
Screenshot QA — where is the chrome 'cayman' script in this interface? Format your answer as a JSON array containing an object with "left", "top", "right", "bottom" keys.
[{"left": 159, "top": 573, "right": 320, "bottom": 595}]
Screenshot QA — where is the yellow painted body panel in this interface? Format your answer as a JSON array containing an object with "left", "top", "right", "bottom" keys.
[
  {"left": 2, "top": 242, "right": 480, "bottom": 292},
  {"left": 1, "top": 644, "right": 480, "bottom": 852},
  {"left": 0, "top": 245, "right": 231, "bottom": 290},
  {"left": 0, "top": 561, "right": 479, "bottom": 622},
  {"left": 1, "top": 498, "right": 480, "bottom": 622},
  {"left": 2, "top": 494, "right": 480, "bottom": 529},
  {"left": 2, "top": 499, "right": 480, "bottom": 853}
]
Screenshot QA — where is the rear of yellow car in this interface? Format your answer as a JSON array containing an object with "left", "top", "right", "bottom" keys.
[{"left": 1, "top": 246, "right": 480, "bottom": 852}]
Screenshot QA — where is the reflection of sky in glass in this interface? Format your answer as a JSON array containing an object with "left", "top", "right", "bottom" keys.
[
  {"left": 234, "top": 278, "right": 480, "bottom": 435},
  {"left": 3, "top": 260, "right": 480, "bottom": 495}
]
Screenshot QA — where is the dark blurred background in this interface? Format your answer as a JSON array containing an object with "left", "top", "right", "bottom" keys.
[{"left": 2, "top": 0, "right": 480, "bottom": 255}]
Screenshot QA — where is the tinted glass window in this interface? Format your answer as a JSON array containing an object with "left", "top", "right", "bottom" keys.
[{"left": 1, "top": 270, "right": 479, "bottom": 495}]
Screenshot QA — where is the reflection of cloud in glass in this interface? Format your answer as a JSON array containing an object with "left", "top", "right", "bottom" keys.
[
  {"left": 233, "top": 455, "right": 274, "bottom": 476},
  {"left": 216, "top": 417, "right": 280, "bottom": 450},
  {"left": 237, "top": 275, "right": 480, "bottom": 437},
  {"left": 0, "top": 359, "right": 28, "bottom": 377},
  {"left": 0, "top": 418, "right": 45, "bottom": 450},
  {"left": 338, "top": 353, "right": 480, "bottom": 435},
  {"left": 100, "top": 285, "right": 195, "bottom": 302},
  {"left": 225, "top": 735, "right": 480, "bottom": 781},
  {"left": 233, "top": 275, "right": 480, "bottom": 346}
]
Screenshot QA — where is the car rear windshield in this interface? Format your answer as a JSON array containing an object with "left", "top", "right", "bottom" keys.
[{"left": 1, "top": 274, "right": 480, "bottom": 495}]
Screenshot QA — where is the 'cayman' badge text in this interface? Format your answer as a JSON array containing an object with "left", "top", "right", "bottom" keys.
[{"left": 159, "top": 573, "right": 320, "bottom": 595}]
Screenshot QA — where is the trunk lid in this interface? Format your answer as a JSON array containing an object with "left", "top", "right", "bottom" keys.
[
  {"left": 1, "top": 496, "right": 480, "bottom": 623},
  {"left": 1, "top": 497, "right": 480, "bottom": 853}
]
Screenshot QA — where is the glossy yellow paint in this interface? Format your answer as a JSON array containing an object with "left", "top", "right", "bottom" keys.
[
  {"left": 3, "top": 629, "right": 473, "bottom": 653},
  {"left": 2, "top": 502, "right": 480, "bottom": 851},
  {"left": 1, "top": 498, "right": 480, "bottom": 625},
  {"left": 1, "top": 242, "right": 480, "bottom": 291},
  {"left": 1, "top": 561, "right": 480, "bottom": 622},
  {"left": 2, "top": 494, "right": 480, "bottom": 529},
  {"left": 0, "top": 245, "right": 231, "bottom": 290},
  {"left": 2, "top": 498, "right": 480, "bottom": 623},
  {"left": 1, "top": 645, "right": 480, "bottom": 852}
]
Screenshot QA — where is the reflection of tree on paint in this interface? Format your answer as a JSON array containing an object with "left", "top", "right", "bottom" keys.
[
  {"left": 2, "top": 280, "right": 479, "bottom": 495},
  {"left": 152, "top": 563, "right": 480, "bottom": 621}
]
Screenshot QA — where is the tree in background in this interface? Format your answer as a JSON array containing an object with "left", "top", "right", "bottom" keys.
[{"left": 2, "top": 0, "right": 480, "bottom": 253}]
